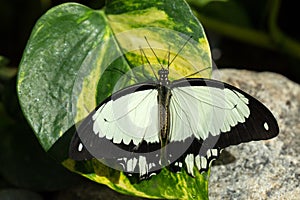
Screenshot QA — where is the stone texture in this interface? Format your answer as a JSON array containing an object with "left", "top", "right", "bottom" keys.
[{"left": 209, "top": 69, "right": 300, "bottom": 200}]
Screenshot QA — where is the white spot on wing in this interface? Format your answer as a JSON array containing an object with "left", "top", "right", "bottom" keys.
[
  {"left": 138, "top": 156, "right": 148, "bottom": 177},
  {"left": 127, "top": 157, "right": 137, "bottom": 172},
  {"left": 149, "top": 173, "right": 156, "bottom": 177},
  {"left": 211, "top": 149, "right": 218, "bottom": 157},
  {"left": 78, "top": 143, "right": 83, "bottom": 152},
  {"left": 264, "top": 122, "right": 269, "bottom": 131},
  {"left": 207, "top": 150, "right": 212, "bottom": 158},
  {"left": 179, "top": 162, "right": 183, "bottom": 168},
  {"left": 117, "top": 157, "right": 127, "bottom": 171},
  {"left": 185, "top": 154, "right": 195, "bottom": 176},
  {"left": 195, "top": 155, "right": 201, "bottom": 170},
  {"left": 149, "top": 162, "right": 156, "bottom": 170},
  {"left": 200, "top": 156, "right": 207, "bottom": 169}
]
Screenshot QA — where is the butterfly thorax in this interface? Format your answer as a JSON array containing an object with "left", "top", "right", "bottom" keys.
[
  {"left": 157, "top": 69, "right": 172, "bottom": 147},
  {"left": 158, "top": 69, "right": 170, "bottom": 86}
]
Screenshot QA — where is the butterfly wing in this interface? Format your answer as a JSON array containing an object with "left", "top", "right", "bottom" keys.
[
  {"left": 69, "top": 77, "right": 279, "bottom": 178},
  {"left": 166, "top": 78, "right": 279, "bottom": 176},
  {"left": 69, "top": 83, "right": 162, "bottom": 179}
]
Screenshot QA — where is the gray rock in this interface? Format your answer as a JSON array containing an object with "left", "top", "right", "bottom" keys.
[{"left": 209, "top": 69, "right": 300, "bottom": 200}]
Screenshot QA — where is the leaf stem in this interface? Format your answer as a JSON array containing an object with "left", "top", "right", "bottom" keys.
[
  {"left": 194, "top": 12, "right": 274, "bottom": 50},
  {"left": 267, "top": 0, "right": 300, "bottom": 59}
]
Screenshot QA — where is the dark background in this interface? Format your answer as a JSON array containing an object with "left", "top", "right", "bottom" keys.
[{"left": 1, "top": 0, "right": 299, "bottom": 83}]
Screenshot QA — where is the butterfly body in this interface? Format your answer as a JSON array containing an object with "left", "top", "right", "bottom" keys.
[{"left": 157, "top": 69, "right": 172, "bottom": 145}]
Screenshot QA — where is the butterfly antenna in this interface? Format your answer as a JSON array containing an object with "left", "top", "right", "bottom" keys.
[
  {"left": 144, "top": 36, "right": 165, "bottom": 70},
  {"left": 167, "top": 45, "right": 171, "bottom": 71},
  {"left": 107, "top": 67, "right": 138, "bottom": 83},
  {"left": 140, "top": 46, "right": 159, "bottom": 81},
  {"left": 168, "top": 35, "right": 193, "bottom": 67},
  {"left": 139, "top": 48, "right": 153, "bottom": 80},
  {"left": 184, "top": 66, "right": 212, "bottom": 78}
]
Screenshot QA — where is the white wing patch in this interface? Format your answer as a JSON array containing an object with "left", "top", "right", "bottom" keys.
[
  {"left": 185, "top": 148, "right": 220, "bottom": 175},
  {"left": 169, "top": 86, "right": 250, "bottom": 142},
  {"left": 185, "top": 154, "right": 195, "bottom": 176},
  {"left": 92, "top": 89, "right": 160, "bottom": 145},
  {"left": 117, "top": 156, "right": 158, "bottom": 177}
]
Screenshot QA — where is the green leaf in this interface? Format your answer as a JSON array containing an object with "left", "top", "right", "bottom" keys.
[
  {"left": 63, "top": 159, "right": 209, "bottom": 199},
  {"left": 17, "top": 0, "right": 212, "bottom": 199},
  {"left": 18, "top": 3, "right": 112, "bottom": 151}
]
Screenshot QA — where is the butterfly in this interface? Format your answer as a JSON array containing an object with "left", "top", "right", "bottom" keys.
[{"left": 69, "top": 37, "right": 279, "bottom": 180}]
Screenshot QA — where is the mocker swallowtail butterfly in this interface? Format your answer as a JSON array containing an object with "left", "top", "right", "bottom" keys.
[{"left": 69, "top": 37, "right": 279, "bottom": 180}]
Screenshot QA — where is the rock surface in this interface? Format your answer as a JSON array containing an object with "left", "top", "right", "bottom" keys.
[
  {"left": 59, "top": 69, "right": 300, "bottom": 200},
  {"left": 209, "top": 69, "right": 300, "bottom": 200}
]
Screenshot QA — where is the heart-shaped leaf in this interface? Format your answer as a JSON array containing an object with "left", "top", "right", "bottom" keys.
[{"left": 17, "top": 0, "right": 212, "bottom": 199}]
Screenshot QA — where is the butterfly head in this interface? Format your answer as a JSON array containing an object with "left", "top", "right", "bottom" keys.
[{"left": 158, "top": 69, "right": 170, "bottom": 85}]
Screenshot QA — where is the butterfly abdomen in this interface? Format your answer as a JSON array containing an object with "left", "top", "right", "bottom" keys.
[{"left": 157, "top": 85, "right": 172, "bottom": 146}]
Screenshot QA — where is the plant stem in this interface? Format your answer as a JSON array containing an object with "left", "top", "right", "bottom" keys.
[
  {"left": 195, "top": 12, "right": 275, "bottom": 50},
  {"left": 193, "top": 5, "right": 300, "bottom": 60},
  {"left": 268, "top": 0, "right": 300, "bottom": 59}
]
